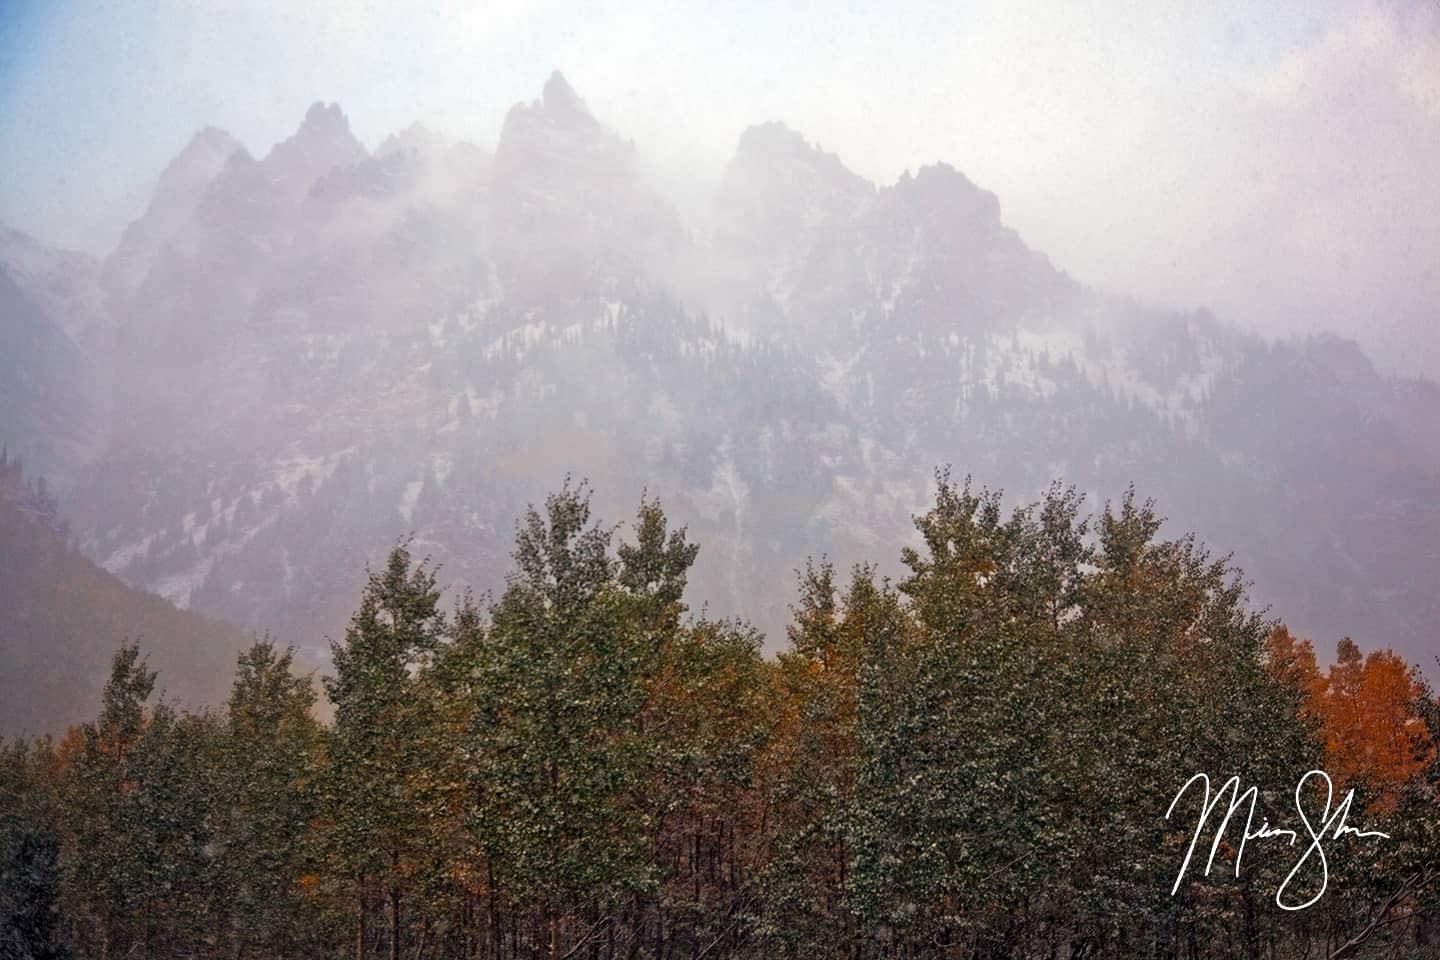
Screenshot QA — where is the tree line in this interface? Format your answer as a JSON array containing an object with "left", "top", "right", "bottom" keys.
[{"left": 3, "top": 473, "right": 1438, "bottom": 959}]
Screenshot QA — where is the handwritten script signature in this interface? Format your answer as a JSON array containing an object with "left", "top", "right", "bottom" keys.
[{"left": 1166, "top": 770, "right": 1389, "bottom": 910}]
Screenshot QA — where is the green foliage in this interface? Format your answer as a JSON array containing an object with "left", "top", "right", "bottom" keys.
[
  {"left": 0, "top": 738, "right": 67, "bottom": 960},
  {"left": 323, "top": 541, "right": 448, "bottom": 959},
  {"left": 5, "top": 475, "right": 1436, "bottom": 960},
  {"left": 219, "top": 640, "right": 326, "bottom": 956},
  {"left": 466, "top": 482, "right": 669, "bottom": 911},
  {"left": 847, "top": 475, "right": 1327, "bottom": 955},
  {"left": 58, "top": 645, "right": 226, "bottom": 956}
]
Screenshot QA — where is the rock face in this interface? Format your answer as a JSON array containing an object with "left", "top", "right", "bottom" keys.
[
  {"left": 0, "top": 227, "right": 105, "bottom": 486},
  {"left": 489, "top": 72, "right": 686, "bottom": 305},
  {"left": 102, "top": 127, "right": 244, "bottom": 309},
  {"left": 262, "top": 102, "right": 369, "bottom": 202},
  {"left": 7, "top": 73, "right": 1437, "bottom": 665}
]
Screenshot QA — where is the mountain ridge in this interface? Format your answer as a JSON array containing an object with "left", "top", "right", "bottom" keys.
[
  {"left": 0, "top": 462, "right": 254, "bottom": 735},
  {"left": 3, "top": 72, "right": 1436, "bottom": 669}
]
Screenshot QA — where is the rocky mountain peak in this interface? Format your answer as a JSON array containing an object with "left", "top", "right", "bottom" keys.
[
  {"left": 301, "top": 100, "right": 349, "bottom": 136},
  {"left": 263, "top": 101, "right": 368, "bottom": 199},
  {"left": 495, "top": 71, "right": 608, "bottom": 163},
  {"left": 728, "top": 123, "right": 871, "bottom": 199},
  {"left": 732, "top": 123, "right": 860, "bottom": 179},
  {"left": 367, "top": 123, "right": 493, "bottom": 197},
  {"left": 377, "top": 122, "right": 452, "bottom": 161},
  {"left": 9, "top": 81, "right": 1437, "bottom": 685},
  {"left": 135, "top": 127, "right": 243, "bottom": 223},
  {"left": 540, "top": 70, "right": 597, "bottom": 126},
  {"left": 714, "top": 123, "right": 874, "bottom": 297},
  {"left": 893, "top": 163, "right": 1002, "bottom": 228},
  {"left": 102, "top": 127, "right": 244, "bottom": 306},
  {"left": 201, "top": 147, "right": 269, "bottom": 204},
  {"left": 490, "top": 72, "right": 682, "bottom": 302},
  {"left": 159, "top": 127, "right": 243, "bottom": 195}
]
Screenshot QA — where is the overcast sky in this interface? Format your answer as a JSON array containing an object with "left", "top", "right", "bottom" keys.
[{"left": 2, "top": 0, "right": 1436, "bottom": 375}]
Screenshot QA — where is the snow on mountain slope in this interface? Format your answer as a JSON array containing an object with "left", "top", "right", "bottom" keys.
[{"left": 24, "top": 73, "right": 1438, "bottom": 665}]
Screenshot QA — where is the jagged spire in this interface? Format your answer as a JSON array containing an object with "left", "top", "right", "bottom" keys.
[
  {"left": 262, "top": 100, "right": 368, "bottom": 198},
  {"left": 299, "top": 101, "right": 351, "bottom": 137},
  {"left": 541, "top": 71, "right": 592, "bottom": 121}
]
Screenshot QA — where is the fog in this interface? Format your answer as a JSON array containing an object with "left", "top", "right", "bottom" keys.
[
  {"left": 2, "top": 0, "right": 1437, "bottom": 374},
  {"left": 6, "top": 14, "right": 1440, "bottom": 955},
  {"left": 3, "top": 2, "right": 1440, "bottom": 677}
]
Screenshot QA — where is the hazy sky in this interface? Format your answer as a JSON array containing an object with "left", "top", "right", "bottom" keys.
[{"left": 2, "top": 0, "right": 1437, "bottom": 374}]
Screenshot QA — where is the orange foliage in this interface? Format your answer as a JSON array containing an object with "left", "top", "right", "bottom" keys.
[
  {"left": 1267, "top": 625, "right": 1435, "bottom": 809},
  {"left": 1266, "top": 626, "right": 1324, "bottom": 707}
]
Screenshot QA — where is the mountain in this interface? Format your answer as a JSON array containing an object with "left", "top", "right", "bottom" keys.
[
  {"left": 261, "top": 101, "right": 368, "bottom": 202},
  {"left": 0, "top": 228, "right": 105, "bottom": 487},
  {"left": 490, "top": 71, "right": 687, "bottom": 304},
  {"left": 0, "top": 464, "right": 253, "bottom": 735},
  {"left": 0, "top": 225, "right": 109, "bottom": 351},
  {"left": 102, "top": 126, "right": 244, "bottom": 309},
  {"left": 16, "top": 73, "right": 1436, "bottom": 669}
]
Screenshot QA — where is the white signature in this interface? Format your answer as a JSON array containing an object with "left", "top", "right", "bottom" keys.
[{"left": 1165, "top": 770, "right": 1390, "bottom": 910}]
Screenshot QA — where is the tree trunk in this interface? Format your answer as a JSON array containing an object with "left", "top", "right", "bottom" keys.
[
  {"left": 356, "top": 877, "right": 368, "bottom": 960},
  {"left": 488, "top": 863, "right": 500, "bottom": 960},
  {"left": 390, "top": 847, "right": 402, "bottom": 960}
]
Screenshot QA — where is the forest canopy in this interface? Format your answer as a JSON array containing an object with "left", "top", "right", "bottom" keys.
[{"left": 2, "top": 474, "right": 1437, "bottom": 959}]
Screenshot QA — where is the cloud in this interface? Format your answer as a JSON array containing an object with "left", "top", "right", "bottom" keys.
[
  {"left": 1, "top": 0, "right": 1435, "bottom": 373},
  {"left": 1133, "top": 1, "right": 1440, "bottom": 374}
]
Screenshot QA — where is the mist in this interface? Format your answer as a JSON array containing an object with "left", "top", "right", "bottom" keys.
[
  {"left": 9, "top": 8, "right": 1440, "bottom": 954},
  {"left": 3, "top": 1, "right": 1440, "bottom": 690},
  {"left": 2, "top": 0, "right": 1437, "bottom": 375}
]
